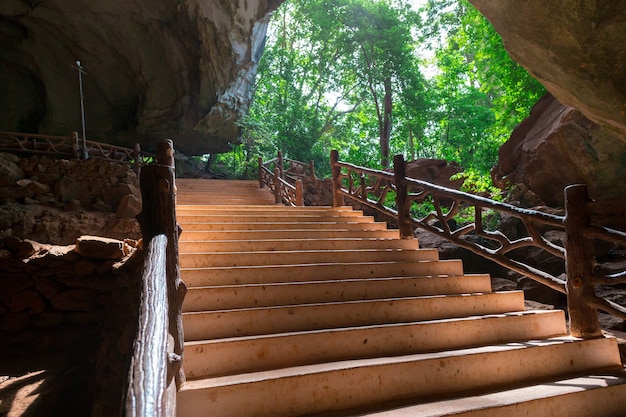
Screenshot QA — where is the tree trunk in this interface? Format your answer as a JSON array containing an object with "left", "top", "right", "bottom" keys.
[{"left": 381, "top": 77, "right": 392, "bottom": 169}]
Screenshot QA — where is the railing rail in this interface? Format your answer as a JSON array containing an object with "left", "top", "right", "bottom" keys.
[
  {"left": 258, "top": 151, "right": 305, "bottom": 206},
  {"left": 330, "top": 149, "right": 626, "bottom": 338},
  {"left": 127, "top": 139, "right": 186, "bottom": 417},
  {"left": 0, "top": 131, "right": 154, "bottom": 172}
]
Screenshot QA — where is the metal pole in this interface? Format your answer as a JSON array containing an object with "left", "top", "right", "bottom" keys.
[{"left": 74, "top": 60, "right": 88, "bottom": 159}]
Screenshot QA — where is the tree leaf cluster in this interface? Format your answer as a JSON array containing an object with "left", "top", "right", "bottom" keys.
[{"left": 226, "top": 0, "right": 545, "bottom": 187}]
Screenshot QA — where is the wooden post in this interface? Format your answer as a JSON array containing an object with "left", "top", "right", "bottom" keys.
[
  {"left": 360, "top": 173, "right": 366, "bottom": 200},
  {"left": 258, "top": 157, "right": 264, "bottom": 188},
  {"left": 295, "top": 179, "right": 304, "bottom": 206},
  {"left": 138, "top": 139, "right": 186, "bottom": 387},
  {"left": 393, "top": 154, "right": 413, "bottom": 239},
  {"left": 309, "top": 160, "right": 316, "bottom": 181},
  {"left": 564, "top": 184, "right": 602, "bottom": 338},
  {"left": 133, "top": 143, "right": 141, "bottom": 175},
  {"left": 273, "top": 167, "right": 282, "bottom": 204},
  {"left": 277, "top": 151, "right": 285, "bottom": 179},
  {"left": 72, "top": 131, "right": 80, "bottom": 160},
  {"left": 330, "top": 150, "right": 344, "bottom": 207}
]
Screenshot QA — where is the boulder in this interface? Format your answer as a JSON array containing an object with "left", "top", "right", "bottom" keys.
[
  {"left": 116, "top": 194, "right": 142, "bottom": 218},
  {"left": 55, "top": 176, "right": 81, "bottom": 204},
  {"left": 492, "top": 94, "right": 626, "bottom": 206},
  {"left": 74, "top": 235, "right": 130, "bottom": 260},
  {"left": 405, "top": 159, "right": 464, "bottom": 190},
  {"left": 0, "top": 158, "right": 25, "bottom": 187},
  {"left": 469, "top": 0, "right": 626, "bottom": 140}
]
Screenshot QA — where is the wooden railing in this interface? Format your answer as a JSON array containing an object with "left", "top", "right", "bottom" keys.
[
  {"left": 126, "top": 139, "right": 186, "bottom": 417},
  {"left": 258, "top": 151, "right": 306, "bottom": 206},
  {"left": 331, "top": 150, "right": 626, "bottom": 338},
  {"left": 0, "top": 131, "right": 154, "bottom": 173}
]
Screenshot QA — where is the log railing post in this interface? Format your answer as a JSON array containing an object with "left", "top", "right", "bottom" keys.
[
  {"left": 309, "top": 160, "right": 316, "bottom": 181},
  {"left": 564, "top": 184, "right": 602, "bottom": 338},
  {"left": 72, "top": 131, "right": 81, "bottom": 160},
  {"left": 129, "top": 139, "right": 186, "bottom": 417},
  {"left": 277, "top": 151, "right": 285, "bottom": 179},
  {"left": 330, "top": 150, "right": 344, "bottom": 207},
  {"left": 258, "top": 157, "right": 264, "bottom": 188},
  {"left": 273, "top": 167, "right": 281, "bottom": 204},
  {"left": 133, "top": 143, "right": 141, "bottom": 175},
  {"left": 393, "top": 154, "right": 413, "bottom": 239},
  {"left": 295, "top": 179, "right": 304, "bottom": 206}
]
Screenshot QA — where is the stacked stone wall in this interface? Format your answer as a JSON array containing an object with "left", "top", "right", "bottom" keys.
[
  {"left": 0, "top": 153, "right": 141, "bottom": 245},
  {"left": 0, "top": 236, "right": 143, "bottom": 416}
]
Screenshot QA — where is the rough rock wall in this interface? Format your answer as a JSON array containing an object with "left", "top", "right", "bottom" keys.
[
  {"left": 468, "top": 0, "right": 626, "bottom": 140},
  {"left": 492, "top": 94, "right": 626, "bottom": 206},
  {"left": 0, "top": 0, "right": 283, "bottom": 155},
  {"left": 0, "top": 236, "right": 143, "bottom": 416},
  {"left": 0, "top": 152, "right": 141, "bottom": 244}
]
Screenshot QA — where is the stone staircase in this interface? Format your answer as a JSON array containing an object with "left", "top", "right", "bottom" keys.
[{"left": 175, "top": 179, "right": 626, "bottom": 417}]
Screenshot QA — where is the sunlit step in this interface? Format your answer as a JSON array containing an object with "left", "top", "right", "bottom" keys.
[
  {"left": 179, "top": 221, "right": 389, "bottom": 231},
  {"left": 183, "top": 310, "right": 567, "bottom": 378},
  {"left": 179, "top": 238, "right": 420, "bottom": 253},
  {"left": 182, "top": 291, "right": 525, "bottom": 341},
  {"left": 179, "top": 229, "right": 401, "bottom": 241},
  {"left": 177, "top": 337, "right": 621, "bottom": 417},
  {"left": 181, "top": 259, "right": 464, "bottom": 287},
  {"left": 182, "top": 274, "right": 492, "bottom": 312},
  {"left": 179, "top": 248, "right": 439, "bottom": 268}
]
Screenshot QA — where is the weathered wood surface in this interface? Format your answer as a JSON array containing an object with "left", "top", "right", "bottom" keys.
[
  {"left": 564, "top": 185, "right": 602, "bottom": 338},
  {"left": 127, "top": 139, "right": 186, "bottom": 417},
  {"left": 330, "top": 150, "right": 626, "bottom": 338}
]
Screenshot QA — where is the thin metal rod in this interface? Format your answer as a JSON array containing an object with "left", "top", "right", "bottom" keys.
[{"left": 75, "top": 60, "right": 88, "bottom": 159}]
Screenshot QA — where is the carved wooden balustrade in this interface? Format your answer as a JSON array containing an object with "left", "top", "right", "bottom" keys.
[
  {"left": 331, "top": 150, "right": 626, "bottom": 338},
  {"left": 258, "top": 151, "right": 305, "bottom": 206},
  {"left": 126, "top": 139, "right": 186, "bottom": 417},
  {"left": 0, "top": 131, "right": 154, "bottom": 172}
]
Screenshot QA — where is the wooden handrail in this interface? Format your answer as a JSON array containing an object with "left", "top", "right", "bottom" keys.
[
  {"left": 127, "top": 139, "right": 186, "bottom": 417},
  {"left": 258, "top": 151, "right": 305, "bottom": 206},
  {"left": 331, "top": 150, "right": 626, "bottom": 338},
  {"left": 0, "top": 131, "right": 154, "bottom": 171}
]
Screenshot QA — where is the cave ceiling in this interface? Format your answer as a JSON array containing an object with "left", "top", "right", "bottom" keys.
[{"left": 0, "top": 0, "right": 283, "bottom": 156}]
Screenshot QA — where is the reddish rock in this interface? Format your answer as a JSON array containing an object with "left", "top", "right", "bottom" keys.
[
  {"left": 50, "top": 289, "right": 97, "bottom": 311},
  {"left": 405, "top": 159, "right": 464, "bottom": 190},
  {"left": 492, "top": 94, "right": 626, "bottom": 206},
  {"left": 0, "top": 158, "right": 25, "bottom": 187},
  {"left": 469, "top": 0, "right": 626, "bottom": 140},
  {"left": 10, "top": 289, "right": 46, "bottom": 313},
  {"left": 34, "top": 277, "right": 65, "bottom": 300},
  {"left": 115, "top": 193, "right": 142, "bottom": 218},
  {"left": 4, "top": 312, "right": 30, "bottom": 331},
  {"left": 75, "top": 236, "right": 130, "bottom": 260}
]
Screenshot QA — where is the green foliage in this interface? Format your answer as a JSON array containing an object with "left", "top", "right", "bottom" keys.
[{"left": 237, "top": 0, "right": 545, "bottom": 190}]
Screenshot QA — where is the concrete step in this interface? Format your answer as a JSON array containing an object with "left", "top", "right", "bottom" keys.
[
  {"left": 182, "top": 274, "right": 492, "bottom": 311},
  {"left": 181, "top": 259, "right": 464, "bottom": 287},
  {"left": 178, "top": 238, "right": 421, "bottom": 253},
  {"left": 179, "top": 229, "right": 401, "bottom": 241},
  {"left": 179, "top": 221, "right": 389, "bottom": 231},
  {"left": 182, "top": 291, "right": 525, "bottom": 341},
  {"left": 183, "top": 310, "right": 567, "bottom": 378},
  {"left": 177, "top": 337, "right": 622, "bottom": 417},
  {"left": 336, "top": 367, "right": 626, "bottom": 417},
  {"left": 177, "top": 214, "right": 375, "bottom": 224},
  {"left": 179, "top": 248, "right": 440, "bottom": 268},
  {"left": 176, "top": 206, "right": 361, "bottom": 216}
]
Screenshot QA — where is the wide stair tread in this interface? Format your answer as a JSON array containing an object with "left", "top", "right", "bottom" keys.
[{"left": 175, "top": 179, "right": 625, "bottom": 417}]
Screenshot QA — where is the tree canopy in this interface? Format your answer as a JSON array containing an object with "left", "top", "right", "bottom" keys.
[{"left": 219, "top": 0, "right": 545, "bottom": 190}]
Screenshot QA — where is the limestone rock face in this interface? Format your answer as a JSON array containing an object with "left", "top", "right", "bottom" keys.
[
  {"left": 0, "top": 0, "right": 283, "bottom": 155},
  {"left": 468, "top": 0, "right": 626, "bottom": 140},
  {"left": 492, "top": 94, "right": 626, "bottom": 206}
]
